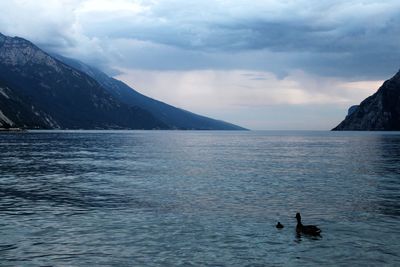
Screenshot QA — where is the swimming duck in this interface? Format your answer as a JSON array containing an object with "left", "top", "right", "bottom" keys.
[
  {"left": 276, "top": 222, "right": 284, "bottom": 229},
  {"left": 295, "top": 213, "right": 321, "bottom": 236}
]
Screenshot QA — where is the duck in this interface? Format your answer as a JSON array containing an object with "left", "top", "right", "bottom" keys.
[
  {"left": 276, "top": 222, "right": 284, "bottom": 229},
  {"left": 295, "top": 213, "right": 321, "bottom": 236}
]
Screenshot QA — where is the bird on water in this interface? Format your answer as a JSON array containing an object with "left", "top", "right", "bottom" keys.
[
  {"left": 295, "top": 213, "right": 321, "bottom": 236},
  {"left": 276, "top": 222, "right": 284, "bottom": 229}
]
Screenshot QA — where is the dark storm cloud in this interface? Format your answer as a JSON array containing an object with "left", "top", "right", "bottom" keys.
[
  {"left": 1, "top": 0, "right": 397, "bottom": 129},
  {"left": 1, "top": 0, "right": 400, "bottom": 78}
]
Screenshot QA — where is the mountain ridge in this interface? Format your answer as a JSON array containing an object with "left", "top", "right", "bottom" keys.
[
  {"left": 53, "top": 54, "right": 246, "bottom": 130},
  {"left": 0, "top": 33, "right": 166, "bottom": 129},
  {"left": 0, "top": 33, "right": 245, "bottom": 130}
]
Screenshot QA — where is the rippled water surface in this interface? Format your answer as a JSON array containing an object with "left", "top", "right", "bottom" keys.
[{"left": 1, "top": 130, "right": 400, "bottom": 266}]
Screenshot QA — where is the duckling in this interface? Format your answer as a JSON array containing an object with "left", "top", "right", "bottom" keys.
[
  {"left": 276, "top": 222, "right": 284, "bottom": 229},
  {"left": 295, "top": 213, "right": 321, "bottom": 236}
]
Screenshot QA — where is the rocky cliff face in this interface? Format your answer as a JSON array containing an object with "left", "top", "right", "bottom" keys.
[
  {"left": 333, "top": 70, "right": 400, "bottom": 131},
  {"left": 0, "top": 79, "right": 57, "bottom": 128}
]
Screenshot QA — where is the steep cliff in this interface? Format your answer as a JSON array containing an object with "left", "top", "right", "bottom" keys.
[{"left": 333, "top": 70, "right": 400, "bottom": 131}]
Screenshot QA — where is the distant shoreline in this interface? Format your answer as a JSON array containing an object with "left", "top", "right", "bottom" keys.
[
  {"left": 0, "top": 128, "right": 249, "bottom": 132},
  {"left": 0, "top": 128, "right": 26, "bottom": 132}
]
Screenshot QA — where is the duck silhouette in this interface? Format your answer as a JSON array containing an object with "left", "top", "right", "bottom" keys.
[
  {"left": 295, "top": 213, "right": 321, "bottom": 236},
  {"left": 276, "top": 222, "right": 284, "bottom": 229}
]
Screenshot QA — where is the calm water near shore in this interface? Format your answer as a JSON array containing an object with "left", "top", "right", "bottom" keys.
[{"left": 0, "top": 130, "right": 400, "bottom": 266}]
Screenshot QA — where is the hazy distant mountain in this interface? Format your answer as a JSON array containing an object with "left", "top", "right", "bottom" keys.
[
  {"left": 0, "top": 33, "right": 245, "bottom": 130},
  {"left": 333, "top": 70, "right": 400, "bottom": 131},
  {"left": 54, "top": 55, "right": 246, "bottom": 130}
]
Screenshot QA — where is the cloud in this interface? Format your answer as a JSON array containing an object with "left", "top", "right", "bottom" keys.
[
  {"left": 0, "top": 0, "right": 114, "bottom": 72},
  {"left": 0, "top": 0, "right": 398, "bottom": 129},
  {"left": 1, "top": 0, "right": 399, "bottom": 78},
  {"left": 116, "top": 68, "right": 382, "bottom": 130},
  {"left": 115, "top": 68, "right": 381, "bottom": 109},
  {"left": 81, "top": 0, "right": 398, "bottom": 52},
  {"left": 0, "top": 1, "right": 78, "bottom": 46}
]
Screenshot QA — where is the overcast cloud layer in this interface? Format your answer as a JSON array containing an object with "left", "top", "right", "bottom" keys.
[{"left": 1, "top": 0, "right": 399, "bottom": 129}]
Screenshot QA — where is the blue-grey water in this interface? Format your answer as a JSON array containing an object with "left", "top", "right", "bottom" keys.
[{"left": 1, "top": 130, "right": 400, "bottom": 266}]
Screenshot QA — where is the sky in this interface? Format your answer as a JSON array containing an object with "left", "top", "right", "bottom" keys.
[{"left": 1, "top": 0, "right": 400, "bottom": 130}]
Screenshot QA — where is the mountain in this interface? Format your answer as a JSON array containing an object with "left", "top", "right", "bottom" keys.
[
  {"left": 54, "top": 55, "right": 246, "bottom": 130},
  {"left": 0, "top": 79, "right": 55, "bottom": 128},
  {"left": 0, "top": 33, "right": 245, "bottom": 130},
  {"left": 333, "top": 70, "right": 400, "bottom": 131},
  {"left": 0, "top": 33, "right": 167, "bottom": 129}
]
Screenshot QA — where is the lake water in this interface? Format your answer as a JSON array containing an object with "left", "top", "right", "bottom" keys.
[{"left": 0, "top": 130, "right": 399, "bottom": 266}]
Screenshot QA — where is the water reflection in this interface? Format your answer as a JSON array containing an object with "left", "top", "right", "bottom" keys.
[
  {"left": 295, "top": 232, "right": 322, "bottom": 243},
  {"left": 0, "top": 185, "right": 158, "bottom": 211},
  {"left": 373, "top": 134, "right": 400, "bottom": 217},
  {"left": 0, "top": 131, "right": 400, "bottom": 266}
]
